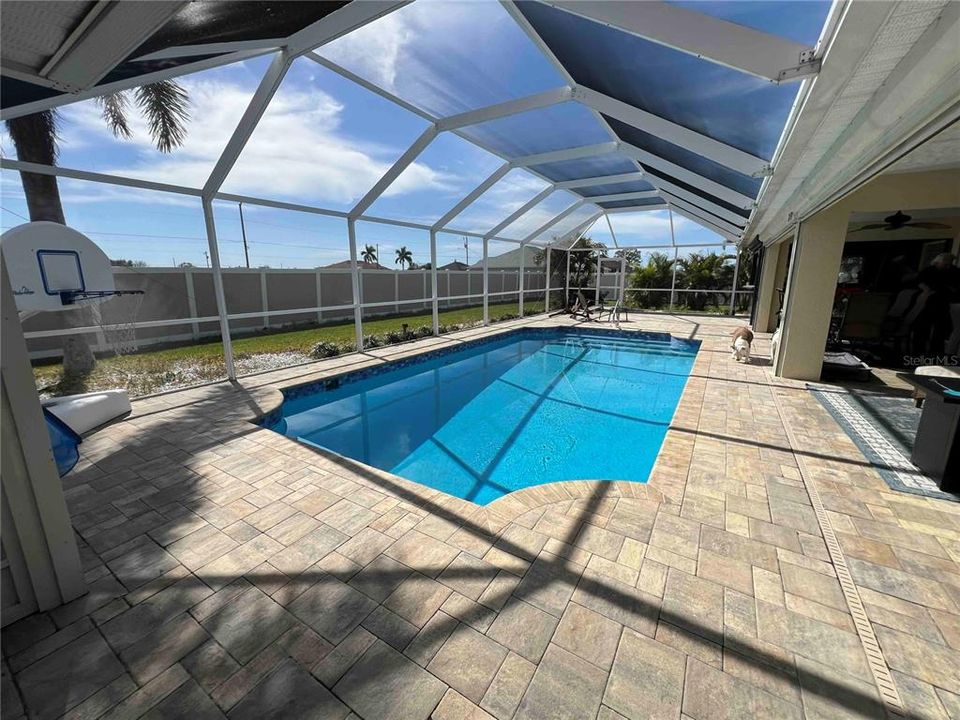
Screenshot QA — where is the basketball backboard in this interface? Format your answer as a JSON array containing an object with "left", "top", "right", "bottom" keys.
[{"left": 1, "top": 222, "right": 116, "bottom": 315}]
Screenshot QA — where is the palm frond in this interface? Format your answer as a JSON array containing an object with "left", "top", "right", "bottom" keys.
[
  {"left": 5, "top": 110, "right": 61, "bottom": 164},
  {"left": 134, "top": 80, "right": 190, "bottom": 153},
  {"left": 95, "top": 92, "right": 132, "bottom": 139}
]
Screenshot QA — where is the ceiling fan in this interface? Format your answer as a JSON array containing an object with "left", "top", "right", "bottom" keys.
[{"left": 851, "top": 210, "right": 951, "bottom": 232}]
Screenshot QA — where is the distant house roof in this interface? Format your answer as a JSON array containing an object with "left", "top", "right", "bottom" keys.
[
  {"left": 439, "top": 261, "right": 471, "bottom": 271},
  {"left": 472, "top": 245, "right": 542, "bottom": 269},
  {"left": 324, "top": 260, "right": 389, "bottom": 270}
]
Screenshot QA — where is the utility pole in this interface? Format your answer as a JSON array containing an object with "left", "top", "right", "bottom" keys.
[
  {"left": 238, "top": 202, "right": 250, "bottom": 269},
  {"left": 204, "top": 251, "right": 210, "bottom": 268},
  {"left": 464, "top": 236, "right": 469, "bottom": 266}
]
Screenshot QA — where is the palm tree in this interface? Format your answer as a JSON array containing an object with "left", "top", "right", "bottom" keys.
[
  {"left": 5, "top": 82, "right": 190, "bottom": 378},
  {"left": 568, "top": 236, "right": 606, "bottom": 289},
  {"left": 5, "top": 80, "right": 190, "bottom": 224},
  {"left": 361, "top": 244, "right": 377, "bottom": 265},
  {"left": 395, "top": 246, "right": 413, "bottom": 270},
  {"left": 629, "top": 251, "right": 674, "bottom": 309}
]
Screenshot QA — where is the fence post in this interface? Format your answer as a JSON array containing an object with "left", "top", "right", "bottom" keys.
[
  {"left": 260, "top": 269, "right": 269, "bottom": 328},
  {"left": 185, "top": 269, "right": 200, "bottom": 340},
  {"left": 729, "top": 250, "right": 741, "bottom": 317},
  {"left": 315, "top": 269, "right": 323, "bottom": 324}
]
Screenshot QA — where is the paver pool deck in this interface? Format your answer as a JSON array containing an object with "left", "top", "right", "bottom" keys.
[{"left": 3, "top": 313, "right": 959, "bottom": 720}]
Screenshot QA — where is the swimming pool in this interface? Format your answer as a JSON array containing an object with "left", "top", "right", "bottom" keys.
[{"left": 263, "top": 328, "right": 700, "bottom": 504}]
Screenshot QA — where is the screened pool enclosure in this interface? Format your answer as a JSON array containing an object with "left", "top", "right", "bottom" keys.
[{"left": 2, "top": 0, "right": 833, "bottom": 383}]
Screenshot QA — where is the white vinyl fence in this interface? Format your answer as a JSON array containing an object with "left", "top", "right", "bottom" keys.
[{"left": 23, "top": 266, "right": 546, "bottom": 359}]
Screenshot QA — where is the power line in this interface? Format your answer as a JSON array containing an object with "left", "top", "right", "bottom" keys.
[{"left": 0, "top": 206, "right": 29, "bottom": 221}]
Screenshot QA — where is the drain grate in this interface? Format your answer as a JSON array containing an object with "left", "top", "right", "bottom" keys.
[{"left": 771, "top": 388, "right": 905, "bottom": 718}]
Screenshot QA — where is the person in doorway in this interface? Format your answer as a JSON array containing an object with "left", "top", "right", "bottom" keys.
[{"left": 915, "top": 253, "right": 960, "bottom": 355}]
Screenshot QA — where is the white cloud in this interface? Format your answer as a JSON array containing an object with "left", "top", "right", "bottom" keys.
[
  {"left": 319, "top": 0, "right": 526, "bottom": 117},
  {"left": 445, "top": 170, "right": 550, "bottom": 234},
  {"left": 56, "top": 74, "right": 457, "bottom": 207},
  {"left": 321, "top": 10, "right": 412, "bottom": 94},
  {"left": 607, "top": 210, "right": 727, "bottom": 247},
  {"left": 608, "top": 210, "right": 675, "bottom": 236}
]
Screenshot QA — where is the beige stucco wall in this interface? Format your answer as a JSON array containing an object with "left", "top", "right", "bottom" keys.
[{"left": 754, "top": 241, "right": 789, "bottom": 333}]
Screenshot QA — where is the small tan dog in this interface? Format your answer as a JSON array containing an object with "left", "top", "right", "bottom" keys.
[{"left": 730, "top": 325, "right": 754, "bottom": 362}]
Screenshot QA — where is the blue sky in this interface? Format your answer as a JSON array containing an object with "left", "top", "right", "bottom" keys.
[{"left": 1, "top": 0, "right": 827, "bottom": 268}]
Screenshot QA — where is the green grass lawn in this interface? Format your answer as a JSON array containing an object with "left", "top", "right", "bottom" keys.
[{"left": 34, "top": 300, "right": 544, "bottom": 398}]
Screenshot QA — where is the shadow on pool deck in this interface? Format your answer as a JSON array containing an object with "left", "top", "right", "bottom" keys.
[{"left": 6, "top": 326, "right": 923, "bottom": 720}]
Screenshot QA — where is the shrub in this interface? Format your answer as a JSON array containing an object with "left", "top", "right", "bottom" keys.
[
  {"left": 311, "top": 341, "right": 346, "bottom": 358},
  {"left": 363, "top": 334, "right": 384, "bottom": 349},
  {"left": 384, "top": 330, "right": 405, "bottom": 344},
  {"left": 415, "top": 325, "right": 433, "bottom": 338}
]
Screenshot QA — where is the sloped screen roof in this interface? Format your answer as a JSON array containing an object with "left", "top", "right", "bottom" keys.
[{"left": 1, "top": 0, "right": 832, "bottom": 248}]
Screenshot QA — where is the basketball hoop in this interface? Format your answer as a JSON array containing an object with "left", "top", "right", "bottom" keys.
[
  {"left": 90, "top": 291, "right": 146, "bottom": 356},
  {"left": 59, "top": 289, "right": 144, "bottom": 305},
  {"left": 2, "top": 222, "right": 148, "bottom": 356}
]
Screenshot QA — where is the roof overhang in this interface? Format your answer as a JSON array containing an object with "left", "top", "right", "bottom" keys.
[{"left": 747, "top": 0, "right": 960, "bottom": 245}]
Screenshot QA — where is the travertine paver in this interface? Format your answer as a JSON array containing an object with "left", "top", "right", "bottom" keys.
[
  {"left": 551, "top": 602, "right": 622, "bottom": 670},
  {"left": 227, "top": 659, "right": 349, "bottom": 719},
  {"left": 604, "top": 629, "right": 685, "bottom": 720},
  {"left": 514, "top": 644, "right": 607, "bottom": 720},
  {"left": 5, "top": 313, "right": 960, "bottom": 720},
  {"left": 427, "top": 623, "right": 508, "bottom": 703},
  {"left": 334, "top": 641, "right": 446, "bottom": 720}
]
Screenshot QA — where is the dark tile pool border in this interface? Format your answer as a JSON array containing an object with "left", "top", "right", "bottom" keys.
[
  {"left": 810, "top": 387, "right": 958, "bottom": 503},
  {"left": 256, "top": 326, "right": 700, "bottom": 428}
]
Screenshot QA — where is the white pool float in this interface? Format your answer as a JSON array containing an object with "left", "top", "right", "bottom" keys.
[{"left": 42, "top": 389, "right": 131, "bottom": 435}]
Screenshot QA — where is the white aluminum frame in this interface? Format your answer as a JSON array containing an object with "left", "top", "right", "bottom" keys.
[
  {"left": 0, "top": 0, "right": 818, "bottom": 383},
  {"left": 541, "top": 0, "right": 819, "bottom": 83},
  {"left": 574, "top": 87, "right": 769, "bottom": 177}
]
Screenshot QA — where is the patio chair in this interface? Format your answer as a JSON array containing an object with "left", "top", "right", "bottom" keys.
[
  {"left": 598, "top": 298, "right": 626, "bottom": 324},
  {"left": 570, "top": 291, "right": 598, "bottom": 320}
]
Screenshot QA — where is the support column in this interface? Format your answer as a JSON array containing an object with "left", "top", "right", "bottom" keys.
[
  {"left": 544, "top": 245, "right": 551, "bottom": 313},
  {"left": 430, "top": 230, "right": 439, "bottom": 335},
  {"left": 201, "top": 197, "right": 236, "bottom": 379},
  {"left": 347, "top": 218, "right": 363, "bottom": 351},
  {"left": 185, "top": 269, "right": 200, "bottom": 340},
  {"left": 565, "top": 251, "right": 571, "bottom": 307},
  {"left": 753, "top": 240, "right": 786, "bottom": 332},
  {"left": 483, "top": 237, "right": 490, "bottom": 326},
  {"left": 669, "top": 247, "right": 679, "bottom": 311},
  {"left": 2, "top": 257, "right": 85, "bottom": 621},
  {"left": 776, "top": 207, "right": 848, "bottom": 380},
  {"left": 728, "top": 251, "right": 740, "bottom": 316},
  {"left": 594, "top": 250, "right": 601, "bottom": 305},
  {"left": 519, "top": 246, "right": 526, "bottom": 317}
]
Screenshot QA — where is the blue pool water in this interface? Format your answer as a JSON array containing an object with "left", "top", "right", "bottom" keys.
[{"left": 265, "top": 329, "right": 699, "bottom": 505}]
